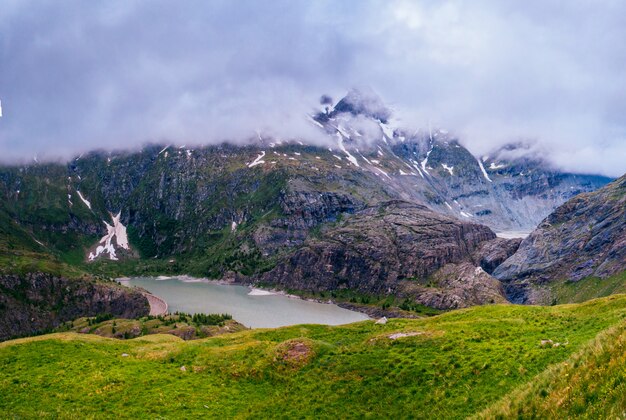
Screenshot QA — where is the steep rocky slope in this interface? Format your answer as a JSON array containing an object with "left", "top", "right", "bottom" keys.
[
  {"left": 254, "top": 201, "right": 509, "bottom": 309},
  {"left": 0, "top": 272, "right": 149, "bottom": 341},
  {"left": 313, "top": 89, "right": 611, "bottom": 231},
  {"left": 494, "top": 174, "right": 626, "bottom": 303}
]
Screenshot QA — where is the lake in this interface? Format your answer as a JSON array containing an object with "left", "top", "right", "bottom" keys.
[{"left": 120, "top": 276, "right": 370, "bottom": 328}]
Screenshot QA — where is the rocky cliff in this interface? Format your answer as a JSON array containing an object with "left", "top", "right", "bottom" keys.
[
  {"left": 253, "top": 201, "right": 507, "bottom": 308},
  {"left": 494, "top": 174, "right": 626, "bottom": 303},
  {"left": 0, "top": 273, "right": 149, "bottom": 341}
]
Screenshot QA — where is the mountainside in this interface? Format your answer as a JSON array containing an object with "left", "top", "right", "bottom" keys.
[
  {"left": 0, "top": 90, "right": 614, "bottom": 312},
  {"left": 312, "top": 89, "right": 611, "bottom": 232},
  {"left": 0, "top": 272, "right": 149, "bottom": 341},
  {"left": 494, "top": 174, "right": 626, "bottom": 304},
  {"left": 254, "top": 200, "right": 509, "bottom": 309}
]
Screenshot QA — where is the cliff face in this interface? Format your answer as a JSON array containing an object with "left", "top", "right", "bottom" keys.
[
  {"left": 494, "top": 175, "right": 626, "bottom": 303},
  {"left": 0, "top": 273, "right": 149, "bottom": 341},
  {"left": 253, "top": 201, "right": 505, "bottom": 308}
]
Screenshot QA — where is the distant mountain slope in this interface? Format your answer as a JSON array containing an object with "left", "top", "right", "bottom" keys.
[
  {"left": 494, "top": 174, "right": 626, "bottom": 303},
  {"left": 0, "top": 90, "right": 615, "bottom": 311},
  {"left": 312, "top": 89, "right": 612, "bottom": 231}
]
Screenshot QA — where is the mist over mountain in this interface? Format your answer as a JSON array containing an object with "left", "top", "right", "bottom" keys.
[{"left": 1, "top": 1, "right": 626, "bottom": 176}]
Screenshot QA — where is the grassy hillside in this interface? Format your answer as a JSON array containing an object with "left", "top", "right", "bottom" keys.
[
  {"left": 2, "top": 295, "right": 626, "bottom": 418},
  {"left": 478, "top": 319, "right": 626, "bottom": 418},
  {"left": 550, "top": 270, "right": 626, "bottom": 304}
]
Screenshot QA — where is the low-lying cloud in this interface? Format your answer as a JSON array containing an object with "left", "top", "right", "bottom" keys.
[{"left": 0, "top": 0, "right": 624, "bottom": 176}]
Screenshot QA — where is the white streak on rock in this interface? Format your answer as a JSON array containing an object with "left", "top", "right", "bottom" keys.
[
  {"left": 248, "top": 151, "right": 266, "bottom": 168},
  {"left": 477, "top": 158, "right": 492, "bottom": 182},
  {"left": 76, "top": 191, "right": 91, "bottom": 209}
]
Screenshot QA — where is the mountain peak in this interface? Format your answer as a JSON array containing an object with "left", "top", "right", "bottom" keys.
[{"left": 330, "top": 88, "right": 391, "bottom": 123}]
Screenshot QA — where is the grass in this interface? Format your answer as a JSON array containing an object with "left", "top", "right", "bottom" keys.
[
  {"left": 279, "top": 287, "right": 444, "bottom": 316},
  {"left": 477, "top": 317, "right": 626, "bottom": 418},
  {"left": 56, "top": 313, "right": 246, "bottom": 340},
  {"left": 550, "top": 270, "right": 626, "bottom": 304},
  {"left": 0, "top": 249, "right": 86, "bottom": 279},
  {"left": 2, "top": 294, "right": 626, "bottom": 418}
]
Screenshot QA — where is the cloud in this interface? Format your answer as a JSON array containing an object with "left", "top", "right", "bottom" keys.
[{"left": 0, "top": 0, "right": 624, "bottom": 176}]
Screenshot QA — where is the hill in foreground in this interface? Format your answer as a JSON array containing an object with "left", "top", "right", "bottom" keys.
[{"left": 1, "top": 294, "right": 626, "bottom": 418}]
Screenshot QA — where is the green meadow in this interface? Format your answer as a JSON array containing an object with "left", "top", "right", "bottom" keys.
[{"left": 2, "top": 294, "right": 626, "bottom": 418}]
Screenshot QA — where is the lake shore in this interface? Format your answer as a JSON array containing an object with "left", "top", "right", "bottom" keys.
[
  {"left": 117, "top": 276, "right": 370, "bottom": 328},
  {"left": 118, "top": 276, "right": 423, "bottom": 320}
]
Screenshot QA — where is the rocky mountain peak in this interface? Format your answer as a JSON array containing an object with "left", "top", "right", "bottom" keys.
[{"left": 315, "top": 88, "right": 392, "bottom": 125}]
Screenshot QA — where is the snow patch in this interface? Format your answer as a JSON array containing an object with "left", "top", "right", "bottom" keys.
[
  {"left": 460, "top": 211, "right": 472, "bottom": 218},
  {"left": 309, "top": 116, "right": 325, "bottom": 128},
  {"left": 380, "top": 122, "right": 394, "bottom": 139},
  {"left": 359, "top": 153, "right": 372, "bottom": 165},
  {"left": 489, "top": 162, "right": 505, "bottom": 169},
  {"left": 248, "top": 151, "right": 266, "bottom": 168},
  {"left": 421, "top": 146, "right": 433, "bottom": 175},
  {"left": 336, "top": 133, "right": 359, "bottom": 167},
  {"left": 496, "top": 231, "right": 530, "bottom": 239},
  {"left": 477, "top": 159, "right": 492, "bottom": 182},
  {"left": 336, "top": 125, "right": 351, "bottom": 139},
  {"left": 88, "top": 212, "right": 129, "bottom": 261},
  {"left": 441, "top": 164, "right": 454, "bottom": 175},
  {"left": 76, "top": 191, "right": 91, "bottom": 209},
  {"left": 375, "top": 167, "right": 391, "bottom": 179}
]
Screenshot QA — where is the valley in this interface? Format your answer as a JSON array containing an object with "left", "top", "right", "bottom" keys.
[
  {"left": 3, "top": 2, "right": 626, "bottom": 417},
  {"left": 0, "top": 91, "right": 624, "bottom": 418}
]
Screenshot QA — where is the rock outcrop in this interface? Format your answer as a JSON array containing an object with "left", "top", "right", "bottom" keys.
[
  {"left": 254, "top": 201, "right": 504, "bottom": 308},
  {"left": 472, "top": 237, "right": 523, "bottom": 274},
  {"left": 0, "top": 273, "right": 149, "bottom": 341},
  {"left": 494, "top": 174, "right": 626, "bottom": 303},
  {"left": 398, "top": 263, "right": 508, "bottom": 309}
]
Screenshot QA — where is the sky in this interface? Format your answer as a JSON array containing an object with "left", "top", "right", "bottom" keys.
[{"left": 0, "top": 0, "right": 625, "bottom": 176}]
